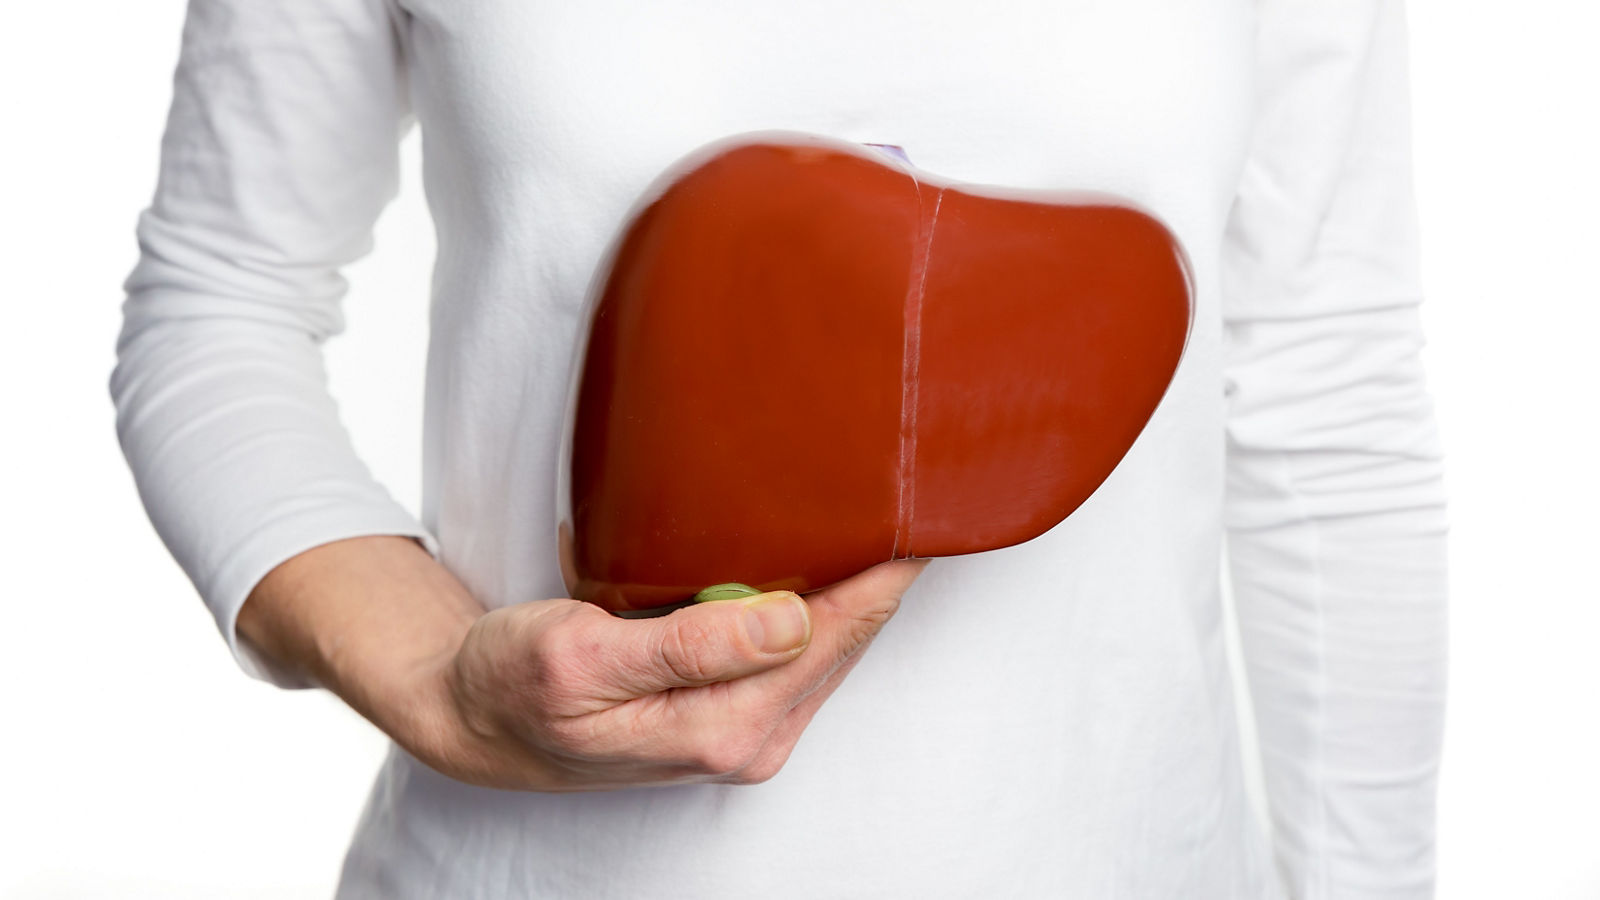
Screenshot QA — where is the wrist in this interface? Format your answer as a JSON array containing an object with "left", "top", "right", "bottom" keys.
[
  {"left": 238, "top": 535, "right": 484, "bottom": 754},
  {"left": 363, "top": 632, "right": 479, "bottom": 775}
]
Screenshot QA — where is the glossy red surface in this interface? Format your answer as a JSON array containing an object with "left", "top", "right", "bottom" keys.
[{"left": 558, "top": 132, "right": 1193, "bottom": 613}]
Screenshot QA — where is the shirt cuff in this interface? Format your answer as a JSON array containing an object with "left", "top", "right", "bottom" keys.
[{"left": 203, "top": 503, "right": 442, "bottom": 689}]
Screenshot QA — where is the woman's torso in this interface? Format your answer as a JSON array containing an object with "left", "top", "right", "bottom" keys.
[{"left": 340, "top": 1, "right": 1277, "bottom": 896}]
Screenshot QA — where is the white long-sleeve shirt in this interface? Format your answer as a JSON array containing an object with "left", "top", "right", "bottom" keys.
[{"left": 110, "top": 1, "right": 1449, "bottom": 897}]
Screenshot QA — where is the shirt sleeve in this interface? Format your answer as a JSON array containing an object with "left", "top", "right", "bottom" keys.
[
  {"left": 108, "top": 0, "right": 440, "bottom": 689},
  {"left": 1220, "top": 1, "right": 1450, "bottom": 897}
]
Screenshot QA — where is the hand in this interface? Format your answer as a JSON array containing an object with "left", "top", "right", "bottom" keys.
[{"left": 407, "top": 558, "right": 928, "bottom": 791}]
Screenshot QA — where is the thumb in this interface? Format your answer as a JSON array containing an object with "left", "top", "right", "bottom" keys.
[{"left": 607, "top": 591, "right": 813, "bottom": 697}]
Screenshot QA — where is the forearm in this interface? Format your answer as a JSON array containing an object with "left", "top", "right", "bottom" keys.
[
  {"left": 1229, "top": 497, "right": 1448, "bottom": 896},
  {"left": 237, "top": 535, "right": 484, "bottom": 753},
  {"left": 110, "top": 0, "right": 427, "bottom": 687},
  {"left": 234, "top": 529, "right": 925, "bottom": 794}
]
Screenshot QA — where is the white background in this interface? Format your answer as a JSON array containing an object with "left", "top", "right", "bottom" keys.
[{"left": 1, "top": 2, "right": 1595, "bottom": 897}]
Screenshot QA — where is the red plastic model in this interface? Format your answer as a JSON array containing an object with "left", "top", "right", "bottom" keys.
[{"left": 558, "top": 131, "right": 1193, "bottom": 613}]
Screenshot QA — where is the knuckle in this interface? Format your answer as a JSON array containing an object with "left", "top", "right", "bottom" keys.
[
  {"left": 540, "top": 712, "right": 601, "bottom": 753},
  {"left": 525, "top": 611, "right": 576, "bottom": 665},
  {"left": 745, "top": 726, "right": 801, "bottom": 784},
  {"left": 527, "top": 632, "right": 579, "bottom": 688},
  {"left": 736, "top": 755, "right": 786, "bottom": 785},
  {"left": 691, "top": 726, "right": 765, "bottom": 776},
  {"left": 526, "top": 616, "right": 605, "bottom": 711},
  {"left": 864, "top": 587, "right": 904, "bottom": 622},
  {"left": 721, "top": 730, "right": 796, "bottom": 785},
  {"left": 657, "top": 616, "right": 727, "bottom": 685},
  {"left": 847, "top": 593, "right": 901, "bottom": 641}
]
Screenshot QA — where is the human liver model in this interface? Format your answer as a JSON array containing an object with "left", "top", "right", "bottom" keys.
[{"left": 557, "top": 131, "right": 1193, "bottom": 613}]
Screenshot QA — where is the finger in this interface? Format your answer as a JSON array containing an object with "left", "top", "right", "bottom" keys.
[
  {"left": 731, "top": 560, "right": 931, "bottom": 781},
  {"left": 589, "top": 560, "right": 927, "bottom": 779},
  {"left": 720, "top": 633, "right": 878, "bottom": 784},
  {"left": 729, "top": 557, "right": 929, "bottom": 705},
  {"left": 595, "top": 591, "right": 814, "bottom": 700},
  {"left": 723, "top": 554, "right": 934, "bottom": 778}
]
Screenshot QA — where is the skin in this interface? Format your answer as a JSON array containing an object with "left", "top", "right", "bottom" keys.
[{"left": 237, "top": 534, "right": 928, "bottom": 790}]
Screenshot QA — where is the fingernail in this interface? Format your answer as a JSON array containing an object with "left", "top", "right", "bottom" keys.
[{"left": 743, "top": 593, "right": 809, "bottom": 654}]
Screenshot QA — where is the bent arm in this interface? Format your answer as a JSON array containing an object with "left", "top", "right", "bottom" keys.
[
  {"left": 109, "top": 0, "right": 434, "bottom": 686},
  {"left": 1221, "top": 1, "right": 1450, "bottom": 896}
]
